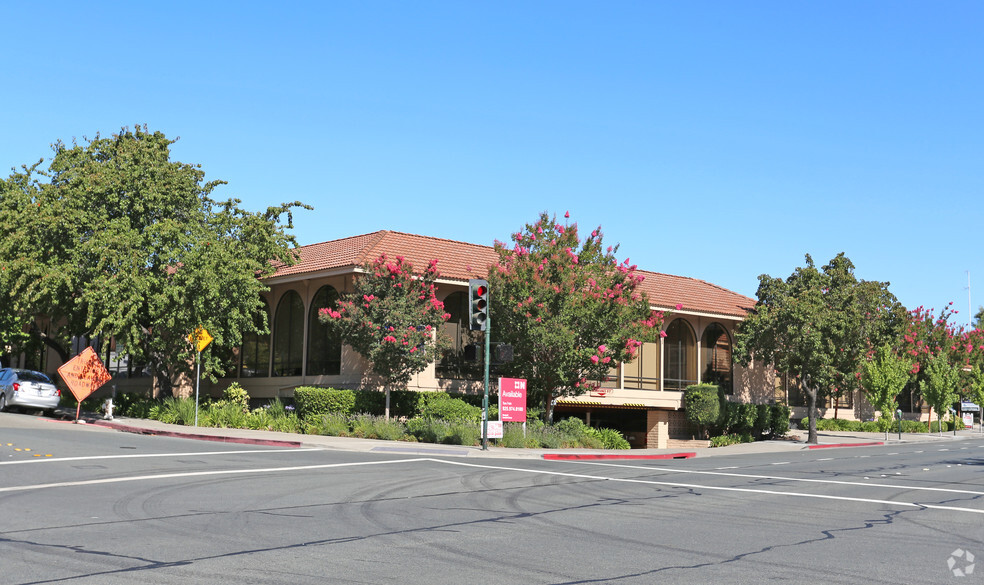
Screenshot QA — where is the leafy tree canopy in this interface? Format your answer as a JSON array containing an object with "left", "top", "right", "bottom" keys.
[
  {"left": 487, "top": 212, "right": 663, "bottom": 420},
  {"left": 734, "top": 253, "right": 905, "bottom": 444},
  {"left": 0, "top": 126, "right": 308, "bottom": 392},
  {"left": 860, "top": 344, "right": 910, "bottom": 437},
  {"left": 318, "top": 254, "right": 450, "bottom": 391}
]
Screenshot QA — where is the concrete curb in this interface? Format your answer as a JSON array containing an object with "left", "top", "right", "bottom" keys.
[
  {"left": 806, "top": 441, "right": 885, "bottom": 450},
  {"left": 543, "top": 453, "right": 696, "bottom": 460},
  {"left": 89, "top": 420, "right": 303, "bottom": 448}
]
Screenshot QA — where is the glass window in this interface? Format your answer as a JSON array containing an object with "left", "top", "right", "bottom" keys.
[
  {"left": 436, "top": 291, "right": 481, "bottom": 380},
  {"left": 701, "top": 323, "right": 733, "bottom": 394},
  {"left": 273, "top": 291, "right": 304, "bottom": 377},
  {"left": 663, "top": 319, "right": 696, "bottom": 391},
  {"left": 622, "top": 342, "right": 660, "bottom": 390},
  {"left": 307, "top": 286, "right": 342, "bottom": 376},
  {"left": 240, "top": 300, "right": 270, "bottom": 378}
]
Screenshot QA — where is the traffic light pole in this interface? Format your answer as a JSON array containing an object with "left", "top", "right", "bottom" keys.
[{"left": 481, "top": 308, "right": 491, "bottom": 450}]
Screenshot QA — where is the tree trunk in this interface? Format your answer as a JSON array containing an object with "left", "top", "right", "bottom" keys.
[
  {"left": 806, "top": 383, "right": 818, "bottom": 445},
  {"left": 545, "top": 389, "right": 554, "bottom": 423}
]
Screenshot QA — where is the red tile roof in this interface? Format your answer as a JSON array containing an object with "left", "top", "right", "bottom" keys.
[{"left": 269, "top": 230, "right": 755, "bottom": 318}]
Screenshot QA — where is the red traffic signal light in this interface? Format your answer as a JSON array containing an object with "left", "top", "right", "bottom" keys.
[{"left": 469, "top": 279, "right": 489, "bottom": 331}]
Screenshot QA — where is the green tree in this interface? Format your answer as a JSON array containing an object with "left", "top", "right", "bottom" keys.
[
  {"left": 975, "top": 306, "right": 984, "bottom": 330},
  {"left": 318, "top": 254, "right": 450, "bottom": 418},
  {"left": 487, "top": 212, "right": 663, "bottom": 421},
  {"left": 860, "top": 344, "right": 910, "bottom": 439},
  {"left": 968, "top": 366, "right": 984, "bottom": 428},
  {"left": 920, "top": 352, "right": 960, "bottom": 436},
  {"left": 734, "top": 253, "right": 905, "bottom": 444},
  {"left": 0, "top": 126, "right": 308, "bottom": 393}
]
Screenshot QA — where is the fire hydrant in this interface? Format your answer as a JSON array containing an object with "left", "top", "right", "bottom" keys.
[{"left": 103, "top": 397, "right": 114, "bottom": 420}]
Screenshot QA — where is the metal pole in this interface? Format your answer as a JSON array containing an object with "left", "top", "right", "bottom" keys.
[
  {"left": 481, "top": 301, "right": 491, "bottom": 450},
  {"left": 194, "top": 350, "right": 200, "bottom": 427}
]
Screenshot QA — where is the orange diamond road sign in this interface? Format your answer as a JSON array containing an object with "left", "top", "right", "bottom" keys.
[
  {"left": 188, "top": 327, "right": 213, "bottom": 352},
  {"left": 57, "top": 346, "right": 112, "bottom": 402}
]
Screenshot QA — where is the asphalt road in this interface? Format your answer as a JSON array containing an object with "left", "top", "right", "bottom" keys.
[{"left": 2, "top": 412, "right": 983, "bottom": 585}]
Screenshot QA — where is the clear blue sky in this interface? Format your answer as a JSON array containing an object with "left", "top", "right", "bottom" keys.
[{"left": 4, "top": 1, "right": 982, "bottom": 324}]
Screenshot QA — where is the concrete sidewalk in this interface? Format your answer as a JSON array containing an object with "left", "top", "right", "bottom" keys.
[{"left": 77, "top": 413, "right": 984, "bottom": 460}]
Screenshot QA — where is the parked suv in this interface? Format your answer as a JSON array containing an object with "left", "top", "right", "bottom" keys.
[{"left": 0, "top": 368, "right": 61, "bottom": 413}]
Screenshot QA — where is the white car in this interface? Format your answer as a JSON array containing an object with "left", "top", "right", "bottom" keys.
[{"left": 0, "top": 368, "right": 62, "bottom": 413}]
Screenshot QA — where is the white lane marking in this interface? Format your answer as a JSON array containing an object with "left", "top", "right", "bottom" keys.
[
  {"left": 715, "top": 466, "right": 738, "bottom": 470},
  {"left": 562, "top": 461, "right": 984, "bottom": 497},
  {"left": 0, "top": 458, "right": 428, "bottom": 494},
  {"left": 817, "top": 458, "right": 833, "bottom": 461},
  {"left": 0, "top": 448, "right": 320, "bottom": 465},
  {"left": 434, "top": 459, "right": 984, "bottom": 515},
  {"left": 770, "top": 462, "right": 790, "bottom": 465}
]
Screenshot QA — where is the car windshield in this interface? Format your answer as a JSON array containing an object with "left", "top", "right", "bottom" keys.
[{"left": 15, "top": 370, "right": 52, "bottom": 383}]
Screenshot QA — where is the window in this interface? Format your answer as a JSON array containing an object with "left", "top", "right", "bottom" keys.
[
  {"left": 663, "top": 319, "right": 696, "bottom": 391},
  {"left": 701, "top": 323, "right": 733, "bottom": 394},
  {"left": 622, "top": 342, "right": 660, "bottom": 390},
  {"left": 307, "top": 286, "right": 342, "bottom": 376},
  {"left": 273, "top": 291, "right": 304, "bottom": 376},
  {"left": 240, "top": 300, "right": 271, "bottom": 378},
  {"left": 436, "top": 291, "right": 481, "bottom": 380}
]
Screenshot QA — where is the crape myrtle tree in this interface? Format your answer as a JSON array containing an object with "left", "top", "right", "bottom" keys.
[
  {"left": 900, "top": 303, "right": 984, "bottom": 419},
  {"left": 0, "top": 126, "right": 308, "bottom": 394},
  {"left": 734, "top": 253, "right": 905, "bottom": 445},
  {"left": 318, "top": 254, "right": 450, "bottom": 419},
  {"left": 487, "top": 212, "right": 663, "bottom": 422}
]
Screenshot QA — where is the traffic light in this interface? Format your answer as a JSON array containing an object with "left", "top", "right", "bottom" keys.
[{"left": 468, "top": 279, "right": 489, "bottom": 331}]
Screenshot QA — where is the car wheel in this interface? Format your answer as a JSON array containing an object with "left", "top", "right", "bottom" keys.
[{"left": 0, "top": 393, "right": 6, "bottom": 412}]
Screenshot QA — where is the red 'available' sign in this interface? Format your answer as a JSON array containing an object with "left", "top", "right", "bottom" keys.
[
  {"left": 58, "top": 347, "right": 111, "bottom": 402},
  {"left": 499, "top": 377, "right": 527, "bottom": 422}
]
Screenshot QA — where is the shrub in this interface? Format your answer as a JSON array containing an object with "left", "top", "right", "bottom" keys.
[
  {"left": 295, "top": 387, "right": 356, "bottom": 418},
  {"left": 501, "top": 423, "right": 540, "bottom": 448},
  {"left": 591, "top": 427, "right": 631, "bottom": 449},
  {"left": 353, "top": 389, "right": 386, "bottom": 415},
  {"left": 205, "top": 402, "right": 249, "bottom": 428},
  {"left": 684, "top": 384, "right": 720, "bottom": 438},
  {"left": 149, "top": 397, "right": 198, "bottom": 425},
  {"left": 899, "top": 420, "right": 926, "bottom": 433},
  {"left": 304, "top": 413, "right": 352, "bottom": 436},
  {"left": 222, "top": 382, "right": 250, "bottom": 413},
  {"left": 350, "top": 414, "right": 408, "bottom": 440},
  {"left": 113, "top": 392, "right": 157, "bottom": 418},
  {"left": 768, "top": 404, "right": 790, "bottom": 438},
  {"left": 710, "top": 433, "right": 753, "bottom": 447},
  {"left": 720, "top": 402, "right": 757, "bottom": 435},
  {"left": 417, "top": 393, "right": 482, "bottom": 422}
]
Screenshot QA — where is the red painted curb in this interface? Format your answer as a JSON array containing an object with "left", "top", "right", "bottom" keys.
[
  {"left": 542, "top": 452, "right": 696, "bottom": 460},
  {"left": 90, "top": 421, "right": 302, "bottom": 448},
  {"left": 806, "top": 442, "right": 884, "bottom": 449}
]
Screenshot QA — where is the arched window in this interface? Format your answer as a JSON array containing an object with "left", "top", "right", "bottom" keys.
[
  {"left": 240, "top": 300, "right": 271, "bottom": 378},
  {"left": 273, "top": 290, "right": 304, "bottom": 376},
  {"left": 307, "top": 286, "right": 341, "bottom": 376},
  {"left": 436, "top": 291, "right": 481, "bottom": 380},
  {"left": 663, "top": 319, "right": 696, "bottom": 391},
  {"left": 701, "top": 323, "right": 733, "bottom": 394}
]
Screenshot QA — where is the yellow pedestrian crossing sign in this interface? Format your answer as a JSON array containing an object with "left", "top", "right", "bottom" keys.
[{"left": 188, "top": 327, "right": 213, "bottom": 352}]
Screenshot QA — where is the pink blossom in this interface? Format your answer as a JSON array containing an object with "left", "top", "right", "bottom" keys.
[
  {"left": 590, "top": 355, "right": 600, "bottom": 364},
  {"left": 564, "top": 211, "right": 570, "bottom": 218},
  {"left": 675, "top": 303, "right": 683, "bottom": 310},
  {"left": 598, "top": 345, "right": 607, "bottom": 353},
  {"left": 660, "top": 330, "right": 667, "bottom": 338}
]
